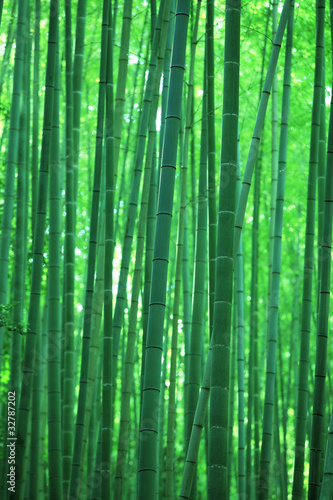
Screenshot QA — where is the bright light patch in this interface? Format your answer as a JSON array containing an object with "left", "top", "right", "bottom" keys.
[
  {"left": 156, "top": 107, "right": 161, "bottom": 131},
  {"left": 129, "top": 54, "right": 139, "bottom": 65}
]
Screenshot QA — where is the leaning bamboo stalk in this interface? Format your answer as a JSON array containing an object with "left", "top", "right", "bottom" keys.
[
  {"left": 111, "top": 0, "right": 171, "bottom": 395},
  {"left": 165, "top": 2, "right": 201, "bottom": 496},
  {"left": 180, "top": 349, "right": 212, "bottom": 499},
  {"left": 258, "top": 5, "right": 294, "bottom": 498},
  {"left": 234, "top": 0, "right": 292, "bottom": 257},
  {"left": 138, "top": 2, "right": 191, "bottom": 497},
  {"left": 114, "top": 24, "right": 164, "bottom": 499}
]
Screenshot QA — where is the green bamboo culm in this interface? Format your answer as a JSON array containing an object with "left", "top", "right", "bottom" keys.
[
  {"left": 9, "top": 0, "right": 29, "bottom": 412},
  {"left": 47, "top": 36, "right": 62, "bottom": 499},
  {"left": 72, "top": 0, "right": 87, "bottom": 203},
  {"left": 77, "top": 208, "right": 105, "bottom": 499},
  {"left": 234, "top": 0, "right": 292, "bottom": 257},
  {"left": 138, "top": 1, "right": 190, "bottom": 498},
  {"left": 102, "top": 0, "right": 114, "bottom": 498},
  {"left": 2, "top": 10, "right": 29, "bottom": 494},
  {"left": 113, "top": 8, "right": 149, "bottom": 242},
  {"left": 308, "top": 0, "right": 333, "bottom": 494},
  {"left": 114, "top": 3, "right": 172, "bottom": 491},
  {"left": 0, "top": 0, "right": 27, "bottom": 373},
  {"left": 180, "top": 350, "right": 212, "bottom": 499},
  {"left": 113, "top": 0, "right": 133, "bottom": 183},
  {"left": 236, "top": 143, "right": 246, "bottom": 500},
  {"left": 68, "top": 0, "right": 109, "bottom": 491},
  {"left": 9, "top": 1, "right": 59, "bottom": 498},
  {"left": 258, "top": 4, "right": 294, "bottom": 498},
  {"left": 31, "top": 0, "right": 40, "bottom": 237},
  {"left": 165, "top": 4, "right": 201, "bottom": 496},
  {"left": 228, "top": 296, "right": 237, "bottom": 495},
  {"left": 63, "top": 0, "right": 75, "bottom": 494},
  {"left": 208, "top": 0, "right": 240, "bottom": 498},
  {"left": 257, "top": 4, "right": 278, "bottom": 500},
  {"left": 140, "top": 143, "right": 159, "bottom": 423},
  {"left": 29, "top": 329, "right": 45, "bottom": 499},
  {"left": 111, "top": 0, "right": 170, "bottom": 393},
  {"left": 317, "top": 59, "right": 326, "bottom": 290},
  {"left": 320, "top": 408, "right": 333, "bottom": 499},
  {"left": 0, "top": 0, "right": 17, "bottom": 97},
  {"left": 78, "top": 190, "right": 106, "bottom": 500},
  {"left": 292, "top": 0, "right": 325, "bottom": 496},
  {"left": 186, "top": 24, "right": 208, "bottom": 497},
  {"left": 249, "top": 14, "right": 271, "bottom": 494},
  {"left": 206, "top": 0, "right": 217, "bottom": 341}
]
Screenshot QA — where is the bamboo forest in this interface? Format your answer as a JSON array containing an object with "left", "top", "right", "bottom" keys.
[{"left": 1, "top": 0, "right": 333, "bottom": 498}]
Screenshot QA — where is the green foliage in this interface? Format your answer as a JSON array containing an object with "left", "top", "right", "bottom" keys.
[{"left": 0, "top": 303, "right": 29, "bottom": 335}]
